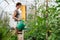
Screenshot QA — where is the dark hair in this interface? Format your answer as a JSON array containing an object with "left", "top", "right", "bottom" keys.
[{"left": 16, "top": 2, "right": 22, "bottom": 7}]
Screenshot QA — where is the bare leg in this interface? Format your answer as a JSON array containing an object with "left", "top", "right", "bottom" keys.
[
  {"left": 18, "top": 34, "right": 23, "bottom": 40},
  {"left": 14, "top": 26, "right": 23, "bottom": 40},
  {"left": 15, "top": 27, "right": 22, "bottom": 34},
  {"left": 15, "top": 27, "right": 18, "bottom": 34}
]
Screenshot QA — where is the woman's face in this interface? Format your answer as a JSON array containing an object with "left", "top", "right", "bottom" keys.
[{"left": 16, "top": 5, "right": 21, "bottom": 9}]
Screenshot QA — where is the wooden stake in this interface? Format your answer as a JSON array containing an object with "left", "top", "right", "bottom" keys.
[{"left": 17, "top": 30, "right": 24, "bottom": 40}]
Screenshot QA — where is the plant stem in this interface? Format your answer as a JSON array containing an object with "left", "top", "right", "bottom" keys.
[{"left": 46, "top": 0, "right": 48, "bottom": 40}]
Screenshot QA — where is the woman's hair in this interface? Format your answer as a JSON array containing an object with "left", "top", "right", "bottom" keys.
[{"left": 16, "top": 2, "right": 22, "bottom": 7}]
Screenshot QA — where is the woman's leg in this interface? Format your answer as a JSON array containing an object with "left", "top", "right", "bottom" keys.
[{"left": 15, "top": 27, "right": 18, "bottom": 34}]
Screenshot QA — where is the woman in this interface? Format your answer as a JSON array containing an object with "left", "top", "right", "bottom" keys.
[{"left": 13, "top": 2, "right": 22, "bottom": 34}]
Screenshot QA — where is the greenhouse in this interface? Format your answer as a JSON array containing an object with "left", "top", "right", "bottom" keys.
[{"left": 0, "top": 0, "right": 60, "bottom": 40}]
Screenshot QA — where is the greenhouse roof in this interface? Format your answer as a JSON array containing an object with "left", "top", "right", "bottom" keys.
[
  {"left": 0, "top": 0, "right": 35, "bottom": 12},
  {"left": 0, "top": 0, "right": 56, "bottom": 12}
]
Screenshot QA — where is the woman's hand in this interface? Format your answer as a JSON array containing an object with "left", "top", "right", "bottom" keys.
[
  {"left": 17, "top": 18, "right": 20, "bottom": 21},
  {"left": 18, "top": 18, "right": 22, "bottom": 21}
]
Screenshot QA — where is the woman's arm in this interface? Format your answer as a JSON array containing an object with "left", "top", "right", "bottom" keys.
[{"left": 13, "top": 11, "right": 18, "bottom": 20}]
